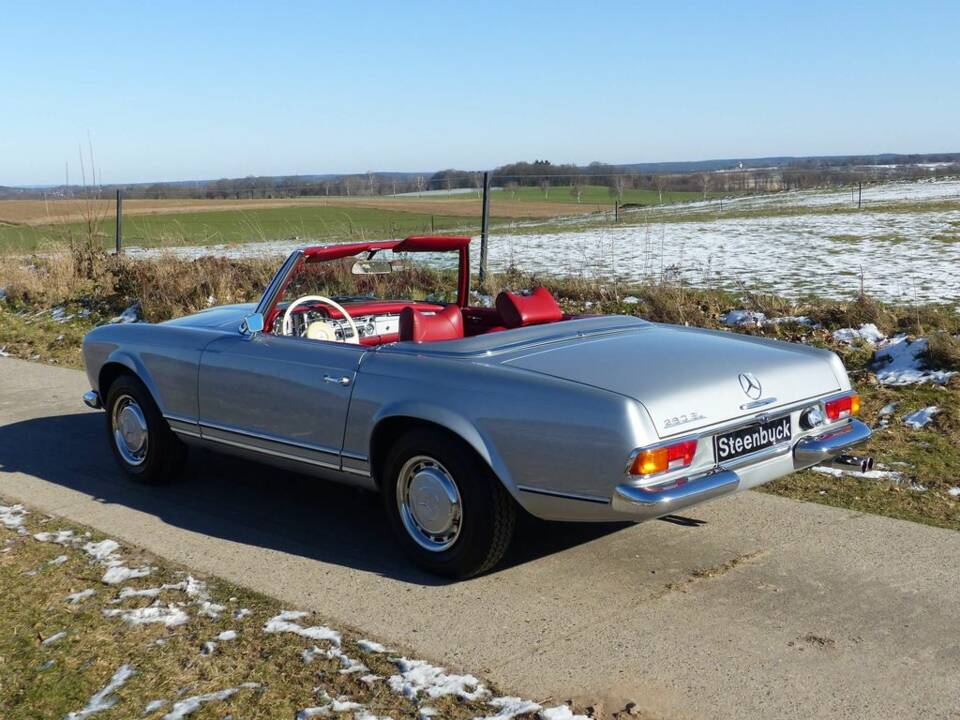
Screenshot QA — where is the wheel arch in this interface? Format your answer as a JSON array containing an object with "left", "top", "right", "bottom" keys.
[
  {"left": 368, "top": 409, "right": 515, "bottom": 497},
  {"left": 97, "top": 352, "right": 165, "bottom": 414}
]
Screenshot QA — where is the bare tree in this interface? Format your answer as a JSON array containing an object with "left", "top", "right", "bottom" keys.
[
  {"left": 569, "top": 177, "right": 584, "bottom": 203},
  {"left": 698, "top": 173, "right": 711, "bottom": 200},
  {"left": 505, "top": 181, "right": 519, "bottom": 199},
  {"left": 415, "top": 175, "right": 425, "bottom": 197},
  {"left": 539, "top": 179, "right": 551, "bottom": 199},
  {"left": 653, "top": 174, "right": 667, "bottom": 205},
  {"left": 473, "top": 173, "right": 484, "bottom": 199}
]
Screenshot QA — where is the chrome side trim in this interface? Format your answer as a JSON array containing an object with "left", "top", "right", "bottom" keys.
[
  {"left": 201, "top": 432, "right": 341, "bottom": 471},
  {"left": 612, "top": 469, "right": 741, "bottom": 520},
  {"left": 199, "top": 420, "right": 341, "bottom": 458},
  {"left": 793, "top": 419, "right": 871, "bottom": 470},
  {"left": 517, "top": 485, "right": 610, "bottom": 505},
  {"left": 82, "top": 390, "right": 102, "bottom": 409},
  {"left": 169, "top": 426, "right": 203, "bottom": 439},
  {"left": 341, "top": 466, "right": 372, "bottom": 478}
]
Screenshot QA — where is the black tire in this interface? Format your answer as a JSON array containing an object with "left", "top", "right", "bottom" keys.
[
  {"left": 381, "top": 428, "right": 516, "bottom": 579},
  {"left": 103, "top": 373, "right": 187, "bottom": 484}
]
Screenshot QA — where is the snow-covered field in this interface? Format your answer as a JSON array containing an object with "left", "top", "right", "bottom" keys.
[{"left": 126, "top": 178, "right": 960, "bottom": 304}]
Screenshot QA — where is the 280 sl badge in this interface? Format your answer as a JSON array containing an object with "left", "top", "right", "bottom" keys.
[{"left": 664, "top": 411, "right": 707, "bottom": 429}]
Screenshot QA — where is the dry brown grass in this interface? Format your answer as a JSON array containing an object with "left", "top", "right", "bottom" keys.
[{"left": 0, "top": 196, "right": 596, "bottom": 227}]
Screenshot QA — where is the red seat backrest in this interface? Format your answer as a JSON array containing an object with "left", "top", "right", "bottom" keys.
[
  {"left": 495, "top": 288, "right": 563, "bottom": 328},
  {"left": 398, "top": 304, "right": 464, "bottom": 343}
]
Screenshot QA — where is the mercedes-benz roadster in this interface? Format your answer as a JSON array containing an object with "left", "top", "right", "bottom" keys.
[{"left": 82, "top": 235, "right": 871, "bottom": 577}]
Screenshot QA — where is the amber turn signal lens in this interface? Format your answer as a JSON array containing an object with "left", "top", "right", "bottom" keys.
[{"left": 630, "top": 439, "right": 697, "bottom": 476}]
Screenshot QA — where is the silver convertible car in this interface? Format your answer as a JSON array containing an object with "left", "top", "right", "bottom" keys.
[{"left": 82, "top": 235, "right": 871, "bottom": 577}]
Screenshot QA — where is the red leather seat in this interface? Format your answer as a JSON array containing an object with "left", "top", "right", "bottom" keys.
[
  {"left": 495, "top": 288, "right": 563, "bottom": 328},
  {"left": 399, "top": 304, "right": 465, "bottom": 343}
]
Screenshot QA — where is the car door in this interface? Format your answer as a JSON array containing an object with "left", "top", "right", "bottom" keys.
[{"left": 197, "top": 333, "right": 365, "bottom": 471}]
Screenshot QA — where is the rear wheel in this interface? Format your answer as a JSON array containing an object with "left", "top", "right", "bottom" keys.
[
  {"left": 382, "top": 428, "right": 516, "bottom": 579},
  {"left": 104, "top": 374, "right": 187, "bottom": 484}
]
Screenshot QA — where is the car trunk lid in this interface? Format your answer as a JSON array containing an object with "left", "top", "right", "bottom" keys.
[{"left": 501, "top": 324, "right": 842, "bottom": 438}]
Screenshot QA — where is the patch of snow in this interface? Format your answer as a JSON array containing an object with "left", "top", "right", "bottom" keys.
[
  {"left": 948, "top": 487, "right": 960, "bottom": 497},
  {"left": 42, "top": 630, "right": 67, "bottom": 646},
  {"left": 51, "top": 306, "right": 75, "bottom": 323},
  {"left": 103, "top": 603, "right": 189, "bottom": 628},
  {"left": 359, "top": 674, "right": 382, "bottom": 685},
  {"left": 878, "top": 402, "right": 899, "bottom": 416},
  {"left": 216, "top": 630, "right": 237, "bottom": 641},
  {"left": 64, "top": 663, "right": 135, "bottom": 720},
  {"left": 109, "top": 302, "right": 141, "bottom": 324},
  {"left": 387, "top": 657, "right": 488, "bottom": 701},
  {"left": 833, "top": 323, "right": 885, "bottom": 345},
  {"left": 160, "top": 686, "right": 251, "bottom": 720},
  {"left": 722, "top": 309, "right": 765, "bottom": 328},
  {"left": 66, "top": 589, "right": 95, "bottom": 604},
  {"left": 0, "top": 504, "right": 28, "bottom": 534},
  {"left": 197, "top": 601, "right": 225, "bottom": 618},
  {"left": 540, "top": 706, "right": 590, "bottom": 720},
  {"left": 35, "top": 529, "right": 85, "bottom": 546},
  {"left": 83, "top": 539, "right": 120, "bottom": 561},
  {"left": 813, "top": 466, "right": 904, "bottom": 482},
  {"left": 295, "top": 691, "right": 364, "bottom": 720},
  {"left": 763, "top": 315, "right": 816, "bottom": 327},
  {"left": 233, "top": 607, "right": 251, "bottom": 620},
  {"left": 48, "top": 554, "right": 69, "bottom": 566},
  {"left": 909, "top": 484, "right": 928, "bottom": 492},
  {"left": 101, "top": 564, "right": 153, "bottom": 585},
  {"left": 478, "top": 697, "right": 542, "bottom": 719},
  {"left": 200, "top": 641, "right": 217, "bottom": 656},
  {"left": 419, "top": 709, "right": 439, "bottom": 719},
  {"left": 622, "top": 295, "right": 639, "bottom": 304},
  {"left": 144, "top": 699, "right": 168, "bottom": 714},
  {"left": 873, "top": 336, "right": 956, "bottom": 386},
  {"left": 357, "top": 639, "right": 388, "bottom": 654},
  {"left": 264, "top": 610, "right": 341, "bottom": 645},
  {"left": 302, "top": 645, "right": 368, "bottom": 674},
  {"left": 903, "top": 406, "right": 939, "bottom": 429}
]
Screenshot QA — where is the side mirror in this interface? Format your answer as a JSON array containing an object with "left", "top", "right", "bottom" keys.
[{"left": 240, "top": 312, "right": 265, "bottom": 336}]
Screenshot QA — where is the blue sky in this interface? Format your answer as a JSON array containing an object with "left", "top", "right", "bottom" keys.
[{"left": 2, "top": 1, "right": 958, "bottom": 185}]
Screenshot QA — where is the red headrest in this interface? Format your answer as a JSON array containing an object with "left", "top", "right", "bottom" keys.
[
  {"left": 399, "top": 304, "right": 464, "bottom": 343},
  {"left": 495, "top": 288, "right": 563, "bottom": 328}
]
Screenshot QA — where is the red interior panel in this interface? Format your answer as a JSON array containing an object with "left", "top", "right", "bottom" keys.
[
  {"left": 399, "top": 305, "right": 465, "bottom": 343},
  {"left": 495, "top": 288, "right": 563, "bottom": 328}
]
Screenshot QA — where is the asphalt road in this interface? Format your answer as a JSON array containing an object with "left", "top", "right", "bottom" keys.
[{"left": 1, "top": 356, "right": 958, "bottom": 719}]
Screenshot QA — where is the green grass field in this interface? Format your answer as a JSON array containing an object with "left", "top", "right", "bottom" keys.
[
  {"left": 0, "top": 206, "right": 480, "bottom": 254},
  {"left": 490, "top": 184, "right": 717, "bottom": 206}
]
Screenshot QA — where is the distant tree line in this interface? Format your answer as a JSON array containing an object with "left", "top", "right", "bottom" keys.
[{"left": 3, "top": 154, "right": 958, "bottom": 200}]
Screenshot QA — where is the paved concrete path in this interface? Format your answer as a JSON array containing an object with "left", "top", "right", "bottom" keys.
[{"left": 0, "top": 356, "right": 958, "bottom": 719}]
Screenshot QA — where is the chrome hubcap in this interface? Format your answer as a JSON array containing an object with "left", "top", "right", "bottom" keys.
[
  {"left": 397, "top": 456, "right": 462, "bottom": 552},
  {"left": 112, "top": 394, "right": 148, "bottom": 466}
]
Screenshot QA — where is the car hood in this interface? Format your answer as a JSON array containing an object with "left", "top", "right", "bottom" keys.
[
  {"left": 500, "top": 322, "right": 844, "bottom": 438},
  {"left": 161, "top": 303, "right": 256, "bottom": 331}
]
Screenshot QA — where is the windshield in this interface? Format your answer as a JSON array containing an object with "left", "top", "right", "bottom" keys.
[{"left": 278, "top": 249, "right": 460, "bottom": 307}]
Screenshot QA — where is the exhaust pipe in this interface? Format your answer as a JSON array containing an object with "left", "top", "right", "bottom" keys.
[{"left": 822, "top": 455, "right": 874, "bottom": 473}]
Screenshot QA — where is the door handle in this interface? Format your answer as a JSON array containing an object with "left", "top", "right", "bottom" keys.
[{"left": 323, "top": 375, "right": 352, "bottom": 386}]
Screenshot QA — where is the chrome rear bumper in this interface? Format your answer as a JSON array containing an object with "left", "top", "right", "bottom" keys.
[
  {"left": 612, "top": 419, "right": 872, "bottom": 520},
  {"left": 792, "top": 419, "right": 871, "bottom": 470},
  {"left": 612, "top": 469, "right": 741, "bottom": 520},
  {"left": 82, "top": 390, "right": 102, "bottom": 409}
]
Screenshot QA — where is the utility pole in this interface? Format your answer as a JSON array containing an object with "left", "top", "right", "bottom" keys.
[
  {"left": 479, "top": 171, "right": 491, "bottom": 288},
  {"left": 115, "top": 189, "right": 123, "bottom": 254}
]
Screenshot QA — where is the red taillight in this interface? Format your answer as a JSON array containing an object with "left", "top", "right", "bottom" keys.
[
  {"left": 824, "top": 393, "right": 860, "bottom": 422},
  {"left": 630, "top": 439, "right": 698, "bottom": 476}
]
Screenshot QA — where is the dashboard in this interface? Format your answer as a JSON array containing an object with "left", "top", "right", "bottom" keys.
[{"left": 273, "top": 308, "right": 400, "bottom": 342}]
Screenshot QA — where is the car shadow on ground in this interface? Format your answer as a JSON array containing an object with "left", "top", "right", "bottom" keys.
[{"left": 0, "top": 412, "right": 705, "bottom": 586}]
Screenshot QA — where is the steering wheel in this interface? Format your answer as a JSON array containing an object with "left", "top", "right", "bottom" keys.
[{"left": 282, "top": 295, "right": 360, "bottom": 344}]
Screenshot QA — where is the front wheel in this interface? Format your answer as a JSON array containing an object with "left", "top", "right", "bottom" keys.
[
  {"left": 382, "top": 428, "right": 516, "bottom": 579},
  {"left": 104, "top": 374, "right": 187, "bottom": 484}
]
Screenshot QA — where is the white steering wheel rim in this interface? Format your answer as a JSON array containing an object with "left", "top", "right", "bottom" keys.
[{"left": 282, "top": 295, "right": 360, "bottom": 344}]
